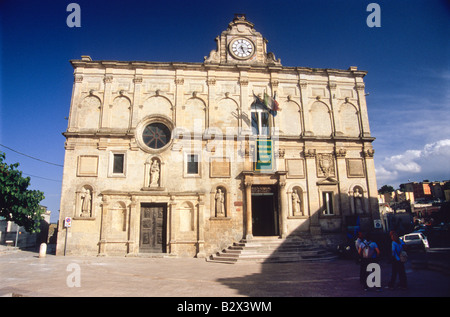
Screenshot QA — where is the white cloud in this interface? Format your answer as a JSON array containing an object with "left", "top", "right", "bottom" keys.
[
  {"left": 375, "top": 139, "right": 450, "bottom": 187},
  {"left": 423, "top": 139, "right": 450, "bottom": 155}
]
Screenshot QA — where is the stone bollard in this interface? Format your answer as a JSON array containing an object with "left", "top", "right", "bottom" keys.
[{"left": 39, "top": 243, "right": 47, "bottom": 258}]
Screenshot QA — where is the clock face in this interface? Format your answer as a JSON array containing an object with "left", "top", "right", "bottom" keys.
[{"left": 230, "top": 38, "right": 254, "bottom": 59}]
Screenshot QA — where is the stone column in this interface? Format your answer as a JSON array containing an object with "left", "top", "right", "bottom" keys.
[{"left": 245, "top": 180, "right": 253, "bottom": 240}]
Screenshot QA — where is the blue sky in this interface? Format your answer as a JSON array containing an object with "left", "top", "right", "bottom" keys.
[{"left": 1, "top": 0, "right": 449, "bottom": 222}]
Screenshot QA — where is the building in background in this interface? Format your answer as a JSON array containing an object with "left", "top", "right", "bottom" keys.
[{"left": 0, "top": 206, "right": 51, "bottom": 249}]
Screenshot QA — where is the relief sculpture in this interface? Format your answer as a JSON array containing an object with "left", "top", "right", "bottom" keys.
[{"left": 318, "top": 154, "right": 335, "bottom": 178}]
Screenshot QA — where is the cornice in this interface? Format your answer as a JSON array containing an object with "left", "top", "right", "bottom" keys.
[{"left": 70, "top": 58, "right": 367, "bottom": 78}]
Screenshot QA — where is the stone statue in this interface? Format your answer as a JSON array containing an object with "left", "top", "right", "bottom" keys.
[
  {"left": 215, "top": 188, "right": 225, "bottom": 217},
  {"left": 354, "top": 188, "right": 364, "bottom": 214},
  {"left": 81, "top": 187, "right": 92, "bottom": 217},
  {"left": 150, "top": 159, "right": 160, "bottom": 187},
  {"left": 292, "top": 190, "right": 302, "bottom": 216}
]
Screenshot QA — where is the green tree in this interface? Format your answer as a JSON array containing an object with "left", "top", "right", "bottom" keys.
[
  {"left": 0, "top": 152, "right": 45, "bottom": 233},
  {"left": 378, "top": 184, "right": 395, "bottom": 194}
]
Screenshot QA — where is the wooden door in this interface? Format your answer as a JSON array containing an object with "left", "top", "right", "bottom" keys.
[{"left": 140, "top": 204, "right": 166, "bottom": 253}]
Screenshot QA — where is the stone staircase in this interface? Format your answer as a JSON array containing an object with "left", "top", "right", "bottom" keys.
[{"left": 208, "top": 236, "right": 337, "bottom": 264}]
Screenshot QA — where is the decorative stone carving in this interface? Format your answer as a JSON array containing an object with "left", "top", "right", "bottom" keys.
[
  {"left": 362, "top": 149, "right": 375, "bottom": 157},
  {"left": 74, "top": 74, "right": 83, "bottom": 83},
  {"left": 175, "top": 78, "right": 184, "bottom": 85},
  {"left": 335, "top": 148, "right": 347, "bottom": 158},
  {"left": 104, "top": 75, "right": 113, "bottom": 83},
  {"left": 203, "top": 14, "right": 281, "bottom": 66},
  {"left": 304, "top": 149, "right": 316, "bottom": 158},
  {"left": 265, "top": 52, "right": 281, "bottom": 66},
  {"left": 317, "top": 153, "right": 335, "bottom": 178},
  {"left": 204, "top": 36, "right": 221, "bottom": 64}
]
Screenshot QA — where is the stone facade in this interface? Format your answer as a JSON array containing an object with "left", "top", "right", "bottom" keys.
[{"left": 56, "top": 15, "right": 380, "bottom": 257}]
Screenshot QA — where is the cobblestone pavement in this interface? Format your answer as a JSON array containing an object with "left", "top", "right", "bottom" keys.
[{"left": 0, "top": 247, "right": 449, "bottom": 298}]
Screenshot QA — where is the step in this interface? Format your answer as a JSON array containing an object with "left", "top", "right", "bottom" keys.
[{"left": 208, "top": 237, "right": 337, "bottom": 264}]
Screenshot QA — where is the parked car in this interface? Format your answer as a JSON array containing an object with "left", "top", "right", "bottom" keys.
[{"left": 401, "top": 232, "right": 430, "bottom": 250}]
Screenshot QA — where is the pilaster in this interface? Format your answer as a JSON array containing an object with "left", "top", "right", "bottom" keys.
[
  {"left": 355, "top": 81, "right": 371, "bottom": 137},
  {"left": 244, "top": 179, "right": 253, "bottom": 240},
  {"left": 197, "top": 195, "right": 206, "bottom": 258},
  {"left": 131, "top": 71, "right": 143, "bottom": 128},
  {"left": 98, "top": 195, "right": 109, "bottom": 256},
  {"left": 298, "top": 73, "right": 311, "bottom": 136},
  {"left": 101, "top": 73, "right": 113, "bottom": 129},
  {"left": 278, "top": 172, "right": 288, "bottom": 238},
  {"left": 304, "top": 147, "right": 321, "bottom": 234}
]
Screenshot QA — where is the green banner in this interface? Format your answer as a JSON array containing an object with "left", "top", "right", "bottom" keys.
[{"left": 254, "top": 138, "right": 273, "bottom": 172}]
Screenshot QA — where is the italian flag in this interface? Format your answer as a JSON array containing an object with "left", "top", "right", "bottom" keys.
[{"left": 264, "top": 92, "right": 279, "bottom": 112}]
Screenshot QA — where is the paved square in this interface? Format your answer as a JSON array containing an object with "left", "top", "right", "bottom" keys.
[{"left": 1, "top": 249, "right": 449, "bottom": 297}]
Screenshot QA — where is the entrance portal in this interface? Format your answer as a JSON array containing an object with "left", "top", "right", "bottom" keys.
[
  {"left": 251, "top": 186, "right": 279, "bottom": 236},
  {"left": 140, "top": 203, "right": 167, "bottom": 253}
]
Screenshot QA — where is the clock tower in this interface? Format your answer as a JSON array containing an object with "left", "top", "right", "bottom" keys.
[{"left": 204, "top": 14, "right": 281, "bottom": 66}]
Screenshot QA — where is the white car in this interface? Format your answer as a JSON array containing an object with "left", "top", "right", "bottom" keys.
[{"left": 401, "top": 233, "right": 430, "bottom": 250}]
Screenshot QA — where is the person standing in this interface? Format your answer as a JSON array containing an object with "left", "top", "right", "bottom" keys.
[
  {"left": 355, "top": 232, "right": 365, "bottom": 286},
  {"left": 387, "top": 231, "right": 407, "bottom": 290},
  {"left": 358, "top": 233, "right": 381, "bottom": 291}
]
